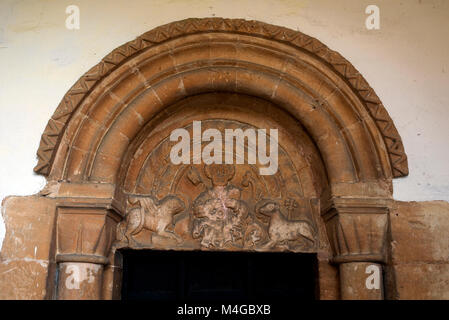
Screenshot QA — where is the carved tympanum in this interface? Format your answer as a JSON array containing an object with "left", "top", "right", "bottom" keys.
[
  {"left": 112, "top": 117, "right": 319, "bottom": 252},
  {"left": 116, "top": 162, "right": 317, "bottom": 252}
]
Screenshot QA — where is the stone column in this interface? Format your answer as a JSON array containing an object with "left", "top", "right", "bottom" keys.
[
  {"left": 102, "top": 252, "right": 123, "bottom": 300},
  {"left": 55, "top": 202, "right": 121, "bottom": 300},
  {"left": 322, "top": 198, "right": 390, "bottom": 300},
  {"left": 57, "top": 262, "right": 104, "bottom": 300},
  {"left": 339, "top": 262, "right": 383, "bottom": 300}
]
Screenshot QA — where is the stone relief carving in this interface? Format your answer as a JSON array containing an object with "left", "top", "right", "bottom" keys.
[
  {"left": 190, "top": 165, "right": 317, "bottom": 251},
  {"left": 191, "top": 164, "right": 249, "bottom": 248},
  {"left": 113, "top": 120, "right": 319, "bottom": 252},
  {"left": 116, "top": 162, "right": 317, "bottom": 252},
  {"left": 255, "top": 200, "right": 315, "bottom": 250},
  {"left": 117, "top": 195, "right": 185, "bottom": 245}
]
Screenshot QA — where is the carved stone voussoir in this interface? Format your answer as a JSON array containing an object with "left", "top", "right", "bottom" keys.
[
  {"left": 34, "top": 18, "right": 407, "bottom": 179},
  {"left": 322, "top": 198, "right": 390, "bottom": 264}
]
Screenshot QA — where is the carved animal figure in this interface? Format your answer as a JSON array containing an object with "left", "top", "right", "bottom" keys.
[
  {"left": 256, "top": 200, "right": 315, "bottom": 249},
  {"left": 123, "top": 195, "right": 185, "bottom": 244}
]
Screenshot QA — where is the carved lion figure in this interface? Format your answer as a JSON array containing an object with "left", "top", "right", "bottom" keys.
[{"left": 119, "top": 195, "right": 185, "bottom": 245}]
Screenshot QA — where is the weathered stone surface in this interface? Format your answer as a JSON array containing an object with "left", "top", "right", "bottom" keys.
[
  {"left": 317, "top": 253, "right": 340, "bottom": 300},
  {"left": 392, "top": 263, "right": 449, "bottom": 300},
  {"left": 56, "top": 205, "right": 119, "bottom": 260},
  {"left": 34, "top": 18, "right": 408, "bottom": 179},
  {"left": 388, "top": 201, "right": 449, "bottom": 299},
  {"left": 1, "top": 196, "right": 56, "bottom": 261},
  {"left": 322, "top": 198, "right": 390, "bottom": 264},
  {"left": 102, "top": 252, "right": 123, "bottom": 300},
  {"left": 0, "top": 260, "right": 49, "bottom": 300},
  {"left": 35, "top": 21, "right": 402, "bottom": 186},
  {"left": 3, "top": 18, "right": 447, "bottom": 301},
  {"left": 57, "top": 262, "right": 104, "bottom": 300},
  {"left": 390, "top": 201, "right": 449, "bottom": 263},
  {"left": 340, "top": 262, "right": 383, "bottom": 300},
  {"left": 0, "top": 196, "right": 57, "bottom": 299},
  {"left": 54, "top": 203, "right": 121, "bottom": 299}
]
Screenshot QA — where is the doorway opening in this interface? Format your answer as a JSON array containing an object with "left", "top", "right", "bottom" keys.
[{"left": 120, "top": 249, "right": 318, "bottom": 301}]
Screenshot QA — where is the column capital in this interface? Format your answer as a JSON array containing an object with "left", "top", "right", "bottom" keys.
[
  {"left": 55, "top": 201, "right": 122, "bottom": 264},
  {"left": 322, "top": 197, "right": 391, "bottom": 264}
]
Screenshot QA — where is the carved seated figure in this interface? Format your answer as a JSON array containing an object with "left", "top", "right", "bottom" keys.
[
  {"left": 191, "top": 164, "right": 250, "bottom": 249},
  {"left": 192, "top": 198, "right": 226, "bottom": 248},
  {"left": 224, "top": 198, "right": 249, "bottom": 244}
]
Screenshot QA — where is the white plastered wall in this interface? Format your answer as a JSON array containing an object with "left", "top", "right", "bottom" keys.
[{"left": 1, "top": 0, "right": 449, "bottom": 248}]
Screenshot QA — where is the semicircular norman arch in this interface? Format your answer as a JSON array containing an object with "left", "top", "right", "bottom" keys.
[
  {"left": 27, "top": 18, "right": 409, "bottom": 300},
  {"left": 34, "top": 18, "right": 408, "bottom": 191}
]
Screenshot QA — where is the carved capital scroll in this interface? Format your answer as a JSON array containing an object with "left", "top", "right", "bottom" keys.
[{"left": 322, "top": 198, "right": 390, "bottom": 264}]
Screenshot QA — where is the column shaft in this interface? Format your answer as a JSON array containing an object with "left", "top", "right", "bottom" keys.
[{"left": 57, "top": 262, "right": 104, "bottom": 300}]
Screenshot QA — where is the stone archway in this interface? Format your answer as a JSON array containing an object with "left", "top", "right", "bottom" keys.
[{"left": 3, "top": 18, "right": 408, "bottom": 300}]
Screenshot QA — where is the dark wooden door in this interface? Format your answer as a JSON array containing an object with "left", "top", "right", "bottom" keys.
[{"left": 121, "top": 250, "right": 317, "bottom": 301}]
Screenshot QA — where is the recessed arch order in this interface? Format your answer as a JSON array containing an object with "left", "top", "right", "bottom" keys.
[{"left": 34, "top": 18, "right": 408, "bottom": 195}]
